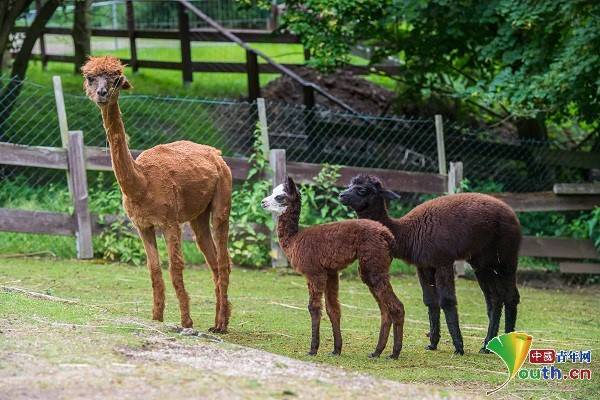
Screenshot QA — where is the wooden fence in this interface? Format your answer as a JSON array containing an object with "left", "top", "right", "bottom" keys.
[
  {"left": 1, "top": 136, "right": 599, "bottom": 273},
  {"left": 16, "top": 0, "right": 394, "bottom": 108}
]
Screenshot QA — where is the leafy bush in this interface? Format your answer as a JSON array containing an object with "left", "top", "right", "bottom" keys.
[
  {"left": 229, "top": 126, "right": 272, "bottom": 267},
  {"left": 299, "top": 164, "right": 355, "bottom": 225}
]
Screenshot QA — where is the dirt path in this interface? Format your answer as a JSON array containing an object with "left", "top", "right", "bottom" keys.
[{"left": 0, "top": 314, "right": 472, "bottom": 399}]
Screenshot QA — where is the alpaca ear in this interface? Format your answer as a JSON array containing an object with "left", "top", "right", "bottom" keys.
[
  {"left": 285, "top": 176, "right": 298, "bottom": 195},
  {"left": 119, "top": 75, "right": 132, "bottom": 90},
  {"left": 382, "top": 189, "right": 401, "bottom": 201}
]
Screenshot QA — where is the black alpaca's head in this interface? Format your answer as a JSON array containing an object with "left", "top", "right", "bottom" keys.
[
  {"left": 339, "top": 175, "right": 400, "bottom": 217},
  {"left": 261, "top": 176, "right": 300, "bottom": 215}
]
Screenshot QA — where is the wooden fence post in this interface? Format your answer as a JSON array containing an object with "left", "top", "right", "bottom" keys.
[
  {"left": 268, "top": 1, "right": 279, "bottom": 30},
  {"left": 246, "top": 50, "right": 260, "bottom": 101},
  {"left": 257, "top": 98, "right": 270, "bottom": 158},
  {"left": 178, "top": 2, "right": 193, "bottom": 85},
  {"left": 52, "top": 76, "right": 69, "bottom": 147},
  {"left": 435, "top": 114, "right": 447, "bottom": 176},
  {"left": 67, "top": 130, "right": 93, "bottom": 259},
  {"left": 269, "top": 149, "right": 288, "bottom": 268},
  {"left": 303, "top": 85, "right": 315, "bottom": 109},
  {"left": 448, "top": 161, "right": 466, "bottom": 276},
  {"left": 52, "top": 75, "right": 73, "bottom": 194},
  {"left": 448, "top": 161, "right": 463, "bottom": 194},
  {"left": 125, "top": 0, "right": 138, "bottom": 73}
]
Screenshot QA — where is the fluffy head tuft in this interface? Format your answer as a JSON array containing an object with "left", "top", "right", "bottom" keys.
[
  {"left": 81, "top": 56, "right": 126, "bottom": 77},
  {"left": 350, "top": 174, "right": 383, "bottom": 189}
]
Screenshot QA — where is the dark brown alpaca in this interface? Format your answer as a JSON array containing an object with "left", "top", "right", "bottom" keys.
[
  {"left": 262, "top": 177, "right": 404, "bottom": 358},
  {"left": 340, "top": 175, "right": 521, "bottom": 354}
]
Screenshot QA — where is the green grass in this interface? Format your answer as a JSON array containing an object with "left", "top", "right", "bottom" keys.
[
  {"left": 0, "top": 257, "right": 597, "bottom": 398},
  {"left": 22, "top": 40, "right": 390, "bottom": 99}
]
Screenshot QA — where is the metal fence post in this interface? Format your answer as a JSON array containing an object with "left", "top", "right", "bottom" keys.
[
  {"left": 67, "top": 130, "right": 93, "bottom": 259},
  {"left": 435, "top": 114, "right": 447, "bottom": 175},
  {"left": 448, "top": 161, "right": 467, "bottom": 276},
  {"left": 269, "top": 149, "right": 288, "bottom": 268}
]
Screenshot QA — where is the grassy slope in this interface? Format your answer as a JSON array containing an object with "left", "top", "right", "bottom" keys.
[{"left": 0, "top": 258, "right": 597, "bottom": 399}]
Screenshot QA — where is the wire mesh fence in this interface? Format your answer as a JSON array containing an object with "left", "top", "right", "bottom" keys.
[
  {"left": 37, "top": 0, "right": 274, "bottom": 31},
  {"left": 0, "top": 75, "right": 595, "bottom": 256},
  {"left": 0, "top": 76, "right": 592, "bottom": 201}
]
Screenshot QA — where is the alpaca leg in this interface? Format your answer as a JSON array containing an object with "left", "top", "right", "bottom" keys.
[
  {"left": 499, "top": 243, "right": 520, "bottom": 334},
  {"left": 307, "top": 274, "right": 326, "bottom": 356},
  {"left": 479, "top": 264, "right": 504, "bottom": 353},
  {"left": 503, "top": 272, "right": 520, "bottom": 333},
  {"left": 435, "top": 264, "right": 464, "bottom": 355},
  {"left": 164, "top": 225, "right": 193, "bottom": 328},
  {"left": 325, "top": 271, "right": 342, "bottom": 355},
  {"left": 471, "top": 260, "right": 493, "bottom": 319},
  {"left": 138, "top": 226, "right": 165, "bottom": 322},
  {"left": 210, "top": 177, "right": 233, "bottom": 333},
  {"left": 190, "top": 212, "right": 221, "bottom": 331},
  {"left": 496, "top": 261, "right": 519, "bottom": 333},
  {"left": 417, "top": 267, "right": 440, "bottom": 351},
  {"left": 473, "top": 265, "right": 502, "bottom": 353},
  {"left": 361, "top": 270, "right": 405, "bottom": 359}
]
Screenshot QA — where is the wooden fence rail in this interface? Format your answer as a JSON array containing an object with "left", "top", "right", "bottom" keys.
[
  {"left": 1, "top": 204, "right": 597, "bottom": 262},
  {"left": 1, "top": 139, "right": 599, "bottom": 270}
]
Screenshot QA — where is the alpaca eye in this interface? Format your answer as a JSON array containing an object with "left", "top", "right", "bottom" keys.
[
  {"left": 87, "top": 76, "right": 94, "bottom": 83},
  {"left": 275, "top": 195, "right": 285, "bottom": 202},
  {"left": 357, "top": 188, "right": 367, "bottom": 195}
]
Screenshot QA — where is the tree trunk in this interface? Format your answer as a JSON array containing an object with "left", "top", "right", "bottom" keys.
[
  {"left": 0, "top": 0, "right": 60, "bottom": 141},
  {"left": 73, "top": 0, "right": 92, "bottom": 73},
  {"left": 0, "top": 0, "right": 32, "bottom": 73}
]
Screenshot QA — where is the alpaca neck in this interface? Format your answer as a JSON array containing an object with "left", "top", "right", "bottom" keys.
[
  {"left": 357, "top": 204, "right": 411, "bottom": 261},
  {"left": 277, "top": 200, "right": 301, "bottom": 251},
  {"left": 100, "top": 101, "right": 145, "bottom": 198},
  {"left": 356, "top": 202, "right": 394, "bottom": 226}
]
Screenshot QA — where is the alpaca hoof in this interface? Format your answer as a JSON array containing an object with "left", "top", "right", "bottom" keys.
[
  {"left": 425, "top": 344, "right": 437, "bottom": 351},
  {"left": 181, "top": 319, "right": 194, "bottom": 329},
  {"left": 479, "top": 347, "right": 491, "bottom": 354},
  {"left": 152, "top": 315, "right": 164, "bottom": 322},
  {"left": 180, "top": 327, "right": 199, "bottom": 336},
  {"left": 208, "top": 326, "right": 228, "bottom": 334},
  {"left": 454, "top": 349, "right": 465, "bottom": 355},
  {"left": 307, "top": 351, "right": 317, "bottom": 356},
  {"left": 368, "top": 352, "right": 381, "bottom": 359},
  {"left": 330, "top": 350, "right": 341, "bottom": 356},
  {"left": 388, "top": 353, "right": 400, "bottom": 360}
]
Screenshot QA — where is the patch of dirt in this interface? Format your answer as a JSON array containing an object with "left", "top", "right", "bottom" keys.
[
  {"left": 118, "top": 336, "right": 469, "bottom": 400},
  {"left": 262, "top": 68, "right": 395, "bottom": 115},
  {"left": 0, "top": 315, "right": 472, "bottom": 400}
]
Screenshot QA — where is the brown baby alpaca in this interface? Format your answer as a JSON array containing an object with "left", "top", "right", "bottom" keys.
[
  {"left": 82, "top": 56, "right": 232, "bottom": 332},
  {"left": 340, "top": 175, "right": 522, "bottom": 354},
  {"left": 263, "top": 177, "right": 405, "bottom": 358}
]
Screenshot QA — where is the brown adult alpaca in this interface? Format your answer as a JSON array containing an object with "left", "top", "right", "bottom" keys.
[
  {"left": 262, "top": 177, "right": 404, "bottom": 358},
  {"left": 82, "top": 56, "right": 232, "bottom": 332}
]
